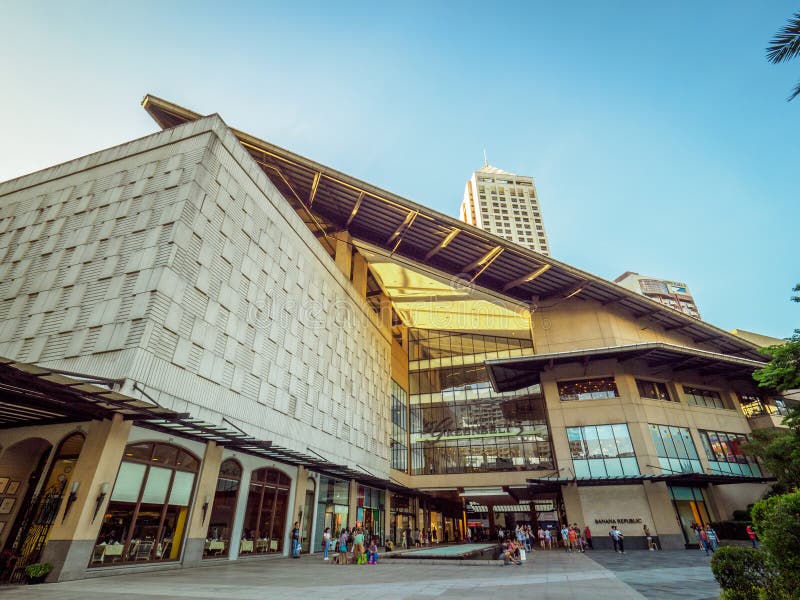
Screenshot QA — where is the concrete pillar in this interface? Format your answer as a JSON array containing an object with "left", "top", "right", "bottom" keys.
[
  {"left": 378, "top": 293, "right": 392, "bottom": 330},
  {"left": 334, "top": 232, "right": 353, "bottom": 279},
  {"left": 351, "top": 252, "right": 369, "bottom": 298},
  {"left": 183, "top": 441, "right": 223, "bottom": 567},
  {"left": 383, "top": 489, "right": 392, "bottom": 544},
  {"left": 348, "top": 479, "right": 359, "bottom": 528},
  {"left": 227, "top": 466, "right": 252, "bottom": 561},
  {"left": 486, "top": 502, "right": 496, "bottom": 534},
  {"left": 561, "top": 483, "right": 584, "bottom": 527},
  {"left": 41, "top": 415, "right": 132, "bottom": 582},
  {"left": 642, "top": 481, "right": 685, "bottom": 550},
  {"left": 290, "top": 467, "right": 308, "bottom": 551}
]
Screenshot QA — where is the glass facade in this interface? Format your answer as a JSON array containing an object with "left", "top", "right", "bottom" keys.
[
  {"left": 407, "top": 328, "right": 552, "bottom": 476},
  {"left": 390, "top": 381, "right": 408, "bottom": 472},
  {"left": 636, "top": 379, "right": 673, "bottom": 402},
  {"left": 204, "top": 459, "right": 241, "bottom": 558},
  {"left": 240, "top": 468, "right": 291, "bottom": 554},
  {"left": 92, "top": 442, "right": 199, "bottom": 566},
  {"left": 699, "top": 430, "right": 761, "bottom": 476},
  {"left": 683, "top": 386, "right": 726, "bottom": 409},
  {"left": 315, "top": 476, "right": 350, "bottom": 543},
  {"left": 566, "top": 424, "right": 639, "bottom": 478},
  {"left": 356, "top": 484, "right": 385, "bottom": 541},
  {"left": 558, "top": 378, "right": 619, "bottom": 401},
  {"left": 648, "top": 424, "right": 702, "bottom": 474},
  {"left": 669, "top": 486, "right": 712, "bottom": 544}
]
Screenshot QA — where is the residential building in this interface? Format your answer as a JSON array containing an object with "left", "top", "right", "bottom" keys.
[
  {"left": 0, "top": 95, "right": 791, "bottom": 583},
  {"left": 459, "top": 162, "right": 550, "bottom": 255},
  {"left": 615, "top": 271, "right": 701, "bottom": 318}
]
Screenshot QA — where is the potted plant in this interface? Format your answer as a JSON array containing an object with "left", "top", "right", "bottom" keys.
[{"left": 24, "top": 562, "right": 52, "bottom": 584}]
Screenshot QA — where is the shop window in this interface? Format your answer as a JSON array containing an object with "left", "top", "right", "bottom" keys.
[
  {"left": 204, "top": 459, "right": 242, "bottom": 558},
  {"left": 92, "top": 442, "right": 199, "bottom": 567},
  {"left": 648, "top": 424, "right": 702, "bottom": 474},
  {"left": 558, "top": 378, "right": 619, "bottom": 401},
  {"left": 636, "top": 379, "right": 673, "bottom": 402},
  {"left": 566, "top": 424, "right": 639, "bottom": 478},
  {"left": 315, "top": 476, "right": 350, "bottom": 547},
  {"left": 683, "top": 386, "right": 726, "bottom": 409},
  {"left": 699, "top": 430, "right": 761, "bottom": 477},
  {"left": 240, "top": 468, "right": 291, "bottom": 555},
  {"left": 738, "top": 393, "right": 766, "bottom": 417},
  {"left": 357, "top": 485, "right": 385, "bottom": 541}
]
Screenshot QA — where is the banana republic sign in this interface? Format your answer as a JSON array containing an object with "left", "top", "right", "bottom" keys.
[{"left": 594, "top": 518, "right": 643, "bottom": 524}]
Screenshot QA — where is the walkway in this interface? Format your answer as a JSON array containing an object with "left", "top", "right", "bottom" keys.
[{"left": 1, "top": 549, "right": 719, "bottom": 599}]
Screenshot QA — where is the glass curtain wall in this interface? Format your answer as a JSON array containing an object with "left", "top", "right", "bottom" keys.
[
  {"left": 92, "top": 442, "right": 199, "bottom": 566},
  {"left": 204, "top": 459, "right": 242, "bottom": 558},
  {"left": 699, "top": 430, "right": 761, "bottom": 476},
  {"left": 648, "top": 425, "right": 702, "bottom": 474},
  {"left": 566, "top": 424, "right": 639, "bottom": 478},
  {"left": 315, "top": 476, "right": 350, "bottom": 542},
  {"left": 407, "top": 329, "right": 553, "bottom": 476},
  {"left": 240, "top": 468, "right": 291, "bottom": 554},
  {"left": 390, "top": 381, "right": 408, "bottom": 472}
]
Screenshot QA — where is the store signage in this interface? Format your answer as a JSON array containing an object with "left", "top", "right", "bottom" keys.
[{"left": 594, "top": 518, "right": 643, "bottom": 524}]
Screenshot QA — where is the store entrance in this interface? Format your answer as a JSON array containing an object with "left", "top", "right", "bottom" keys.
[{"left": 669, "top": 486, "right": 712, "bottom": 547}]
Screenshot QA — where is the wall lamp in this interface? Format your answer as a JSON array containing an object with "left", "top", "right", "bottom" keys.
[
  {"left": 201, "top": 495, "right": 211, "bottom": 523},
  {"left": 92, "top": 483, "right": 110, "bottom": 523},
  {"left": 62, "top": 481, "right": 80, "bottom": 523}
]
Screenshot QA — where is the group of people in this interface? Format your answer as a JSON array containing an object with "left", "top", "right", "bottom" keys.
[
  {"left": 690, "top": 523, "right": 719, "bottom": 555},
  {"left": 321, "top": 527, "right": 380, "bottom": 565}
]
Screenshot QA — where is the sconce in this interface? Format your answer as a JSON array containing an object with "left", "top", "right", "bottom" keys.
[
  {"left": 92, "top": 483, "right": 110, "bottom": 523},
  {"left": 201, "top": 495, "right": 211, "bottom": 523},
  {"left": 62, "top": 481, "right": 80, "bottom": 523}
]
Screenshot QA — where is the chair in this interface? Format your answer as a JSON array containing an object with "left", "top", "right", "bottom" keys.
[
  {"left": 135, "top": 541, "right": 154, "bottom": 561},
  {"left": 269, "top": 540, "right": 278, "bottom": 552},
  {"left": 91, "top": 545, "right": 107, "bottom": 564}
]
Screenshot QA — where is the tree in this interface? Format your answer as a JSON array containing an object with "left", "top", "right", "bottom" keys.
[{"left": 767, "top": 11, "right": 800, "bottom": 101}]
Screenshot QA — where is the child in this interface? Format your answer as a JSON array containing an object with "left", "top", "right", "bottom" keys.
[{"left": 367, "top": 536, "right": 379, "bottom": 564}]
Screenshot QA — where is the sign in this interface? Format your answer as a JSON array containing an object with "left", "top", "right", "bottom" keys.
[{"left": 594, "top": 518, "right": 642, "bottom": 525}]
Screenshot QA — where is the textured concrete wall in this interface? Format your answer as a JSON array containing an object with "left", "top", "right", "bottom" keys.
[{"left": 0, "top": 115, "right": 391, "bottom": 476}]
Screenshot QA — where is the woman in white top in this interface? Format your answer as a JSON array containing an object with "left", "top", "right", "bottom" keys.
[{"left": 322, "top": 527, "right": 332, "bottom": 560}]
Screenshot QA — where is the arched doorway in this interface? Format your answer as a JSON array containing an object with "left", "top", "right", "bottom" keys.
[
  {"left": 240, "top": 468, "right": 291, "bottom": 554},
  {"left": 204, "top": 459, "right": 242, "bottom": 558},
  {"left": 91, "top": 441, "right": 199, "bottom": 566}
]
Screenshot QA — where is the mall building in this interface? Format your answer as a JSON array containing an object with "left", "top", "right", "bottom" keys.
[{"left": 0, "top": 96, "right": 790, "bottom": 582}]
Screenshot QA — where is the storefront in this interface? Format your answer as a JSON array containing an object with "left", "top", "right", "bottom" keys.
[
  {"left": 315, "top": 476, "right": 350, "bottom": 542},
  {"left": 389, "top": 492, "right": 416, "bottom": 546},
  {"left": 204, "top": 459, "right": 242, "bottom": 558},
  {"left": 669, "top": 486, "right": 712, "bottom": 547},
  {"left": 240, "top": 468, "right": 291, "bottom": 554},
  {"left": 356, "top": 484, "right": 384, "bottom": 541}
]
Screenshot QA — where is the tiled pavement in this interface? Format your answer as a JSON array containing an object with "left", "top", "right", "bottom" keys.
[{"left": 0, "top": 549, "right": 719, "bottom": 599}]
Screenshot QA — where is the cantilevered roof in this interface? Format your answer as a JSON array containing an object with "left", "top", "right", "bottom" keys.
[
  {"left": 527, "top": 473, "right": 774, "bottom": 487},
  {"left": 485, "top": 342, "right": 769, "bottom": 393},
  {"left": 141, "top": 94, "right": 766, "bottom": 362}
]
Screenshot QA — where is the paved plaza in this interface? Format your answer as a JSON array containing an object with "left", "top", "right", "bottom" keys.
[{"left": 0, "top": 549, "right": 719, "bottom": 599}]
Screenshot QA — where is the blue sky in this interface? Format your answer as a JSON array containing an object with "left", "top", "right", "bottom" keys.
[{"left": 1, "top": 1, "right": 798, "bottom": 338}]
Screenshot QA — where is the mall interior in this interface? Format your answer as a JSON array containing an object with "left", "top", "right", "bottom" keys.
[{"left": 0, "top": 95, "right": 792, "bottom": 582}]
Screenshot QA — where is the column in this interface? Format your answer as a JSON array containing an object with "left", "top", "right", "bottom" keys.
[
  {"left": 643, "top": 481, "right": 685, "bottom": 550},
  {"left": 383, "top": 490, "right": 392, "bottom": 544},
  {"left": 334, "top": 231, "right": 353, "bottom": 279},
  {"left": 290, "top": 466, "right": 308, "bottom": 552},
  {"left": 227, "top": 466, "right": 252, "bottom": 561},
  {"left": 40, "top": 415, "right": 132, "bottom": 582},
  {"left": 347, "top": 479, "right": 359, "bottom": 528},
  {"left": 183, "top": 441, "right": 223, "bottom": 567},
  {"left": 351, "top": 252, "right": 369, "bottom": 298}
]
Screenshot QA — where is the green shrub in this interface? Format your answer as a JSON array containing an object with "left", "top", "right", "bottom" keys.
[
  {"left": 751, "top": 491, "right": 800, "bottom": 599},
  {"left": 710, "top": 546, "right": 767, "bottom": 599},
  {"left": 23, "top": 562, "right": 52, "bottom": 578}
]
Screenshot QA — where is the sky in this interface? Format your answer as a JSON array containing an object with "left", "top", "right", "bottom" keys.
[{"left": 0, "top": 1, "right": 798, "bottom": 338}]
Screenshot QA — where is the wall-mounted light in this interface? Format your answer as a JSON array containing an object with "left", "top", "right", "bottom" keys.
[
  {"left": 92, "top": 482, "right": 110, "bottom": 523},
  {"left": 62, "top": 481, "right": 80, "bottom": 523},
  {"left": 202, "top": 495, "right": 211, "bottom": 523}
]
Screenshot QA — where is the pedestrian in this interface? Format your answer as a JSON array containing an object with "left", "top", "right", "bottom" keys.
[
  {"left": 338, "top": 528, "right": 349, "bottom": 565},
  {"left": 567, "top": 526, "right": 578, "bottom": 552},
  {"left": 322, "top": 527, "right": 331, "bottom": 560},
  {"left": 432, "top": 527, "right": 438, "bottom": 544},
  {"left": 544, "top": 527, "right": 552, "bottom": 550},
  {"left": 291, "top": 521, "right": 301, "bottom": 558},
  {"left": 746, "top": 524, "right": 758, "bottom": 548},
  {"left": 354, "top": 527, "right": 366, "bottom": 564},
  {"left": 367, "top": 536, "right": 379, "bottom": 564},
  {"left": 609, "top": 525, "right": 625, "bottom": 554},
  {"left": 538, "top": 527, "right": 545, "bottom": 549},
  {"left": 584, "top": 525, "right": 593, "bottom": 550},
  {"left": 697, "top": 526, "right": 711, "bottom": 555},
  {"left": 414, "top": 528, "right": 421, "bottom": 548},
  {"left": 705, "top": 525, "right": 718, "bottom": 552},
  {"left": 643, "top": 524, "right": 655, "bottom": 551},
  {"left": 561, "top": 524, "right": 571, "bottom": 552}
]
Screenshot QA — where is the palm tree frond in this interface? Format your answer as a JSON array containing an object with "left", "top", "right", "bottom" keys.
[
  {"left": 789, "top": 80, "right": 800, "bottom": 102},
  {"left": 766, "top": 11, "right": 800, "bottom": 64}
]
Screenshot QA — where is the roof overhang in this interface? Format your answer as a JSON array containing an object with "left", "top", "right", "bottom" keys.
[
  {"left": 140, "top": 94, "right": 767, "bottom": 363},
  {"left": 485, "top": 342, "right": 769, "bottom": 393},
  {"left": 527, "top": 473, "right": 774, "bottom": 487}
]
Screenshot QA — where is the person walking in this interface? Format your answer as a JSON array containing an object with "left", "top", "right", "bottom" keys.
[
  {"left": 705, "top": 525, "right": 718, "bottom": 552},
  {"left": 567, "top": 526, "right": 578, "bottom": 552},
  {"left": 544, "top": 527, "right": 552, "bottom": 550},
  {"left": 697, "top": 526, "right": 712, "bottom": 556},
  {"left": 322, "top": 527, "right": 332, "bottom": 560},
  {"left": 538, "top": 527, "right": 545, "bottom": 549},
  {"left": 338, "top": 528, "right": 349, "bottom": 565},
  {"left": 353, "top": 528, "right": 366, "bottom": 564},
  {"left": 746, "top": 524, "right": 758, "bottom": 548},
  {"left": 561, "top": 524, "right": 571, "bottom": 552},
  {"left": 414, "top": 528, "right": 421, "bottom": 548},
  {"left": 609, "top": 525, "right": 624, "bottom": 554},
  {"left": 584, "top": 525, "right": 593, "bottom": 550},
  {"left": 291, "top": 521, "right": 301, "bottom": 558}
]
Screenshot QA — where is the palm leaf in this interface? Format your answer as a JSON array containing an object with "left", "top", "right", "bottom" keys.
[{"left": 766, "top": 11, "right": 800, "bottom": 64}]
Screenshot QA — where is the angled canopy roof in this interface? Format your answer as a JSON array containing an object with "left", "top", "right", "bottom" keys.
[
  {"left": 485, "top": 342, "right": 770, "bottom": 393},
  {"left": 141, "top": 94, "right": 765, "bottom": 362}
]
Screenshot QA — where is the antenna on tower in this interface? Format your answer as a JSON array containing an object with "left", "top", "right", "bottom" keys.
[{"left": 483, "top": 149, "right": 488, "bottom": 167}]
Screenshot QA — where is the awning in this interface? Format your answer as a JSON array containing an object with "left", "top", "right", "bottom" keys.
[
  {"left": 526, "top": 473, "right": 774, "bottom": 488},
  {"left": 0, "top": 358, "right": 410, "bottom": 493},
  {"left": 485, "top": 342, "right": 769, "bottom": 393}
]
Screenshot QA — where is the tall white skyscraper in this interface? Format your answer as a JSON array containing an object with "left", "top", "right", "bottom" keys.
[{"left": 459, "top": 162, "right": 550, "bottom": 255}]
